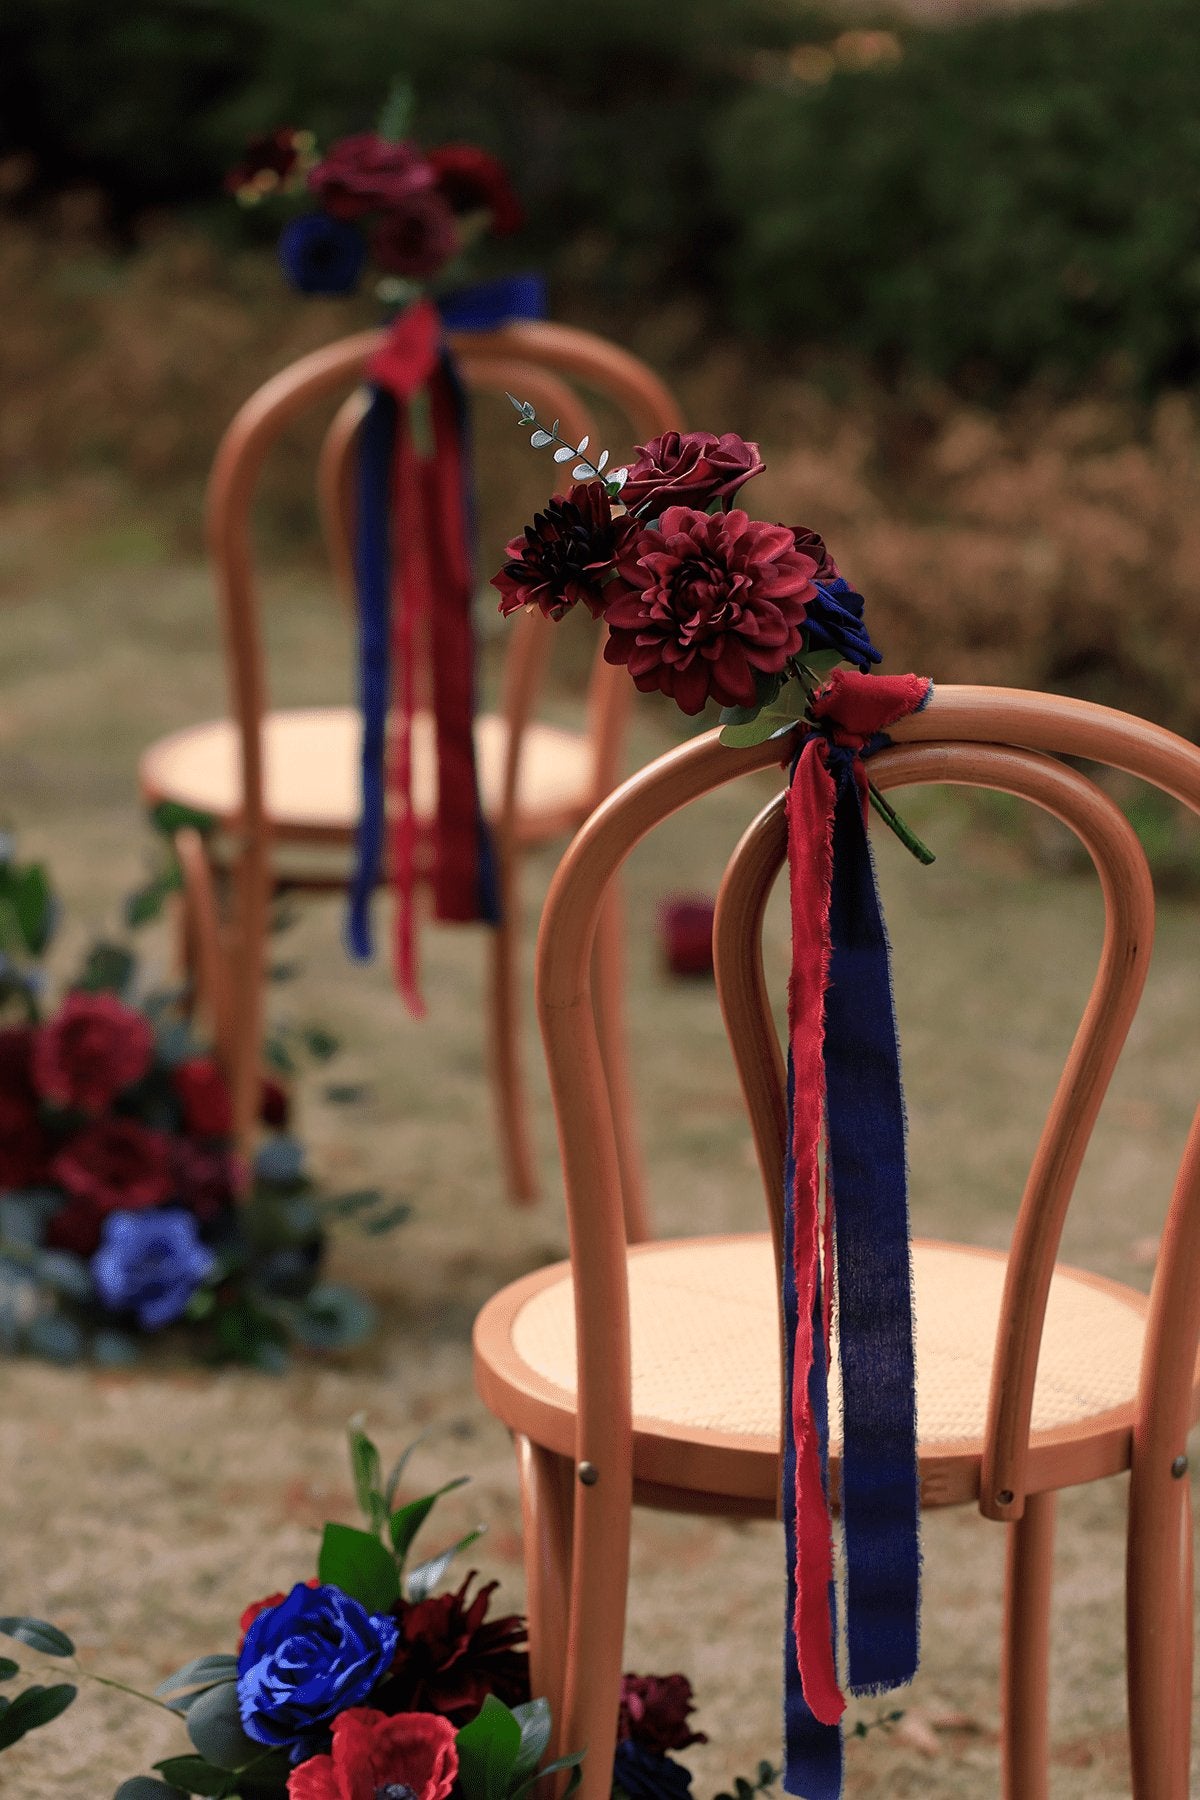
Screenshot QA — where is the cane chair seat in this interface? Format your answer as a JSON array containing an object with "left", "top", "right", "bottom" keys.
[
  {"left": 474, "top": 1232, "right": 1169, "bottom": 1510},
  {"left": 139, "top": 706, "right": 597, "bottom": 848}
]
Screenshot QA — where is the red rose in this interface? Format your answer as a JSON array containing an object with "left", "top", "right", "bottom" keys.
[
  {"left": 428, "top": 143, "right": 523, "bottom": 236},
  {"left": 371, "top": 192, "right": 460, "bottom": 279},
  {"left": 289, "top": 1708, "right": 458, "bottom": 1800},
  {"left": 307, "top": 133, "right": 433, "bottom": 220},
  {"left": 386, "top": 1574, "right": 529, "bottom": 1721},
  {"left": 260, "top": 1076, "right": 291, "bottom": 1129},
  {"left": 492, "top": 483, "right": 633, "bottom": 621},
  {"left": 45, "top": 1196, "right": 106, "bottom": 1258},
  {"left": 32, "top": 992, "right": 153, "bottom": 1114},
  {"left": 619, "top": 431, "right": 766, "bottom": 519},
  {"left": 52, "top": 1118, "right": 173, "bottom": 1215},
  {"left": 791, "top": 526, "right": 840, "bottom": 584},
  {"left": 171, "top": 1138, "right": 237, "bottom": 1224},
  {"left": 603, "top": 508, "right": 819, "bottom": 715},
  {"left": 0, "top": 1025, "right": 49, "bottom": 1188},
  {"left": 172, "top": 1057, "right": 234, "bottom": 1138},
  {"left": 618, "top": 1673, "right": 708, "bottom": 1755}
]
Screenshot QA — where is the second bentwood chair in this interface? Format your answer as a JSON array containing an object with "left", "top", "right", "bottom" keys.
[
  {"left": 473, "top": 685, "right": 1200, "bottom": 1800},
  {"left": 138, "top": 321, "right": 681, "bottom": 1211}
]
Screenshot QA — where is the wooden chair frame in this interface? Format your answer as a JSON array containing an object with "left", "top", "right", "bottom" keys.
[
  {"left": 479, "top": 685, "right": 1200, "bottom": 1800},
  {"left": 146, "top": 321, "right": 680, "bottom": 1217}
]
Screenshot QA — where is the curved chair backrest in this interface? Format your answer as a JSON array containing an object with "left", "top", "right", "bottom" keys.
[
  {"left": 206, "top": 320, "right": 683, "bottom": 852},
  {"left": 534, "top": 686, "right": 1200, "bottom": 1529}
]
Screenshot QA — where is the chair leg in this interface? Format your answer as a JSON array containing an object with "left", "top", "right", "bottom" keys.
[
  {"left": 1129, "top": 1450, "right": 1193, "bottom": 1800},
  {"left": 487, "top": 846, "right": 539, "bottom": 1207},
  {"left": 174, "top": 829, "right": 236, "bottom": 1078},
  {"left": 591, "top": 881, "right": 650, "bottom": 1244},
  {"left": 229, "top": 835, "right": 272, "bottom": 1159},
  {"left": 559, "top": 1456, "right": 634, "bottom": 1800},
  {"left": 1000, "top": 1488, "right": 1056, "bottom": 1800},
  {"left": 516, "top": 1436, "right": 575, "bottom": 1741}
]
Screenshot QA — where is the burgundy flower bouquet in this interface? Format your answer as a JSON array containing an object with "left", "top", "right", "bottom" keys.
[
  {"left": 0, "top": 841, "right": 401, "bottom": 1369},
  {"left": 0, "top": 1421, "right": 775, "bottom": 1800}
]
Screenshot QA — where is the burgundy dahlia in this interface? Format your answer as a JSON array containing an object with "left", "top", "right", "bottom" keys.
[
  {"left": 604, "top": 507, "right": 820, "bottom": 715},
  {"left": 32, "top": 991, "right": 154, "bottom": 1114},
  {"left": 428, "top": 144, "right": 523, "bottom": 236},
  {"left": 492, "top": 482, "right": 631, "bottom": 621},
  {"left": 620, "top": 431, "right": 766, "bottom": 519},
  {"left": 172, "top": 1057, "right": 233, "bottom": 1139},
  {"left": 307, "top": 133, "right": 433, "bottom": 220},
  {"left": 0, "top": 1025, "right": 49, "bottom": 1189},
  {"left": 170, "top": 1138, "right": 237, "bottom": 1224},
  {"left": 372, "top": 192, "right": 460, "bottom": 279},
  {"left": 383, "top": 1574, "right": 530, "bottom": 1722},
  {"left": 618, "top": 1674, "right": 708, "bottom": 1756}
]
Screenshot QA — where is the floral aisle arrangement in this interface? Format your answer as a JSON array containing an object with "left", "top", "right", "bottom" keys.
[
  {"left": 228, "top": 90, "right": 544, "bottom": 1014},
  {"left": 495, "top": 417, "right": 935, "bottom": 1800},
  {"left": 0, "top": 1421, "right": 773, "bottom": 1800},
  {"left": 0, "top": 841, "right": 401, "bottom": 1369}
]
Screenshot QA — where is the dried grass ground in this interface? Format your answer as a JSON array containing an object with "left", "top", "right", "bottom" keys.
[{"left": 1, "top": 398, "right": 1199, "bottom": 1795}]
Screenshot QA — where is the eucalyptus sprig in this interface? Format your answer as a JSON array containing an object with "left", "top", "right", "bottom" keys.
[{"left": 506, "top": 395, "right": 626, "bottom": 499}]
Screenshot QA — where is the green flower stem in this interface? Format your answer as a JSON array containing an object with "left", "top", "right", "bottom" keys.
[
  {"left": 866, "top": 782, "right": 936, "bottom": 865},
  {"left": 72, "top": 1666, "right": 177, "bottom": 1715}
]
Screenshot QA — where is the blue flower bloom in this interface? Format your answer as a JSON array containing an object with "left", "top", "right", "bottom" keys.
[
  {"left": 237, "top": 1581, "right": 399, "bottom": 1760},
  {"left": 91, "top": 1209, "right": 216, "bottom": 1331},
  {"left": 278, "top": 212, "right": 367, "bottom": 296},
  {"left": 803, "top": 577, "right": 883, "bottom": 674},
  {"left": 613, "top": 1741, "right": 695, "bottom": 1800}
]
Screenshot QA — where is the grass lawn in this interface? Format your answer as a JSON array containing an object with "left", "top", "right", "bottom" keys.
[{"left": 0, "top": 472, "right": 1196, "bottom": 1796}]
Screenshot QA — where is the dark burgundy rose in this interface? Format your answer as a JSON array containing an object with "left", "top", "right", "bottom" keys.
[
  {"left": 171, "top": 1138, "right": 237, "bottom": 1224},
  {"left": 32, "top": 992, "right": 153, "bottom": 1114},
  {"left": 0, "top": 1025, "right": 49, "bottom": 1189},
  {"left": 427, "top": 144, "right": 523, "bottom": 236},
  {"left": 225, "top": 128, "right": 307, "bottom": 198},
  {"left": 171, "top": 1057, "right": 233, "bottom": 1138},
  {"left": 307, "top": 132, "right": 433, "bottom": 220},
  {"left": 618, "top": 1674, "right": 707, "bottom": 1755},
  {"left": 45, "top": 1196, "right": 106, "bottom": 1258},
  {"left": 492, "top": 483, "right": 632, "bottom": 621},
  {"left": 603, "top": 507, "right": 820, "bottom": 715},
  {"left": 790, "top": 526, "right": 840, "bottom": 583},
  {"left": 259, "top": 1076, "right": 291, "bottom": 1129},
  {"left": 619, "top": 432, "right": 766, "bottom": 519},
  {"left": 52, "top": 1117, "right": 173, "bottom": 1215},
  {"left": 371, "top": 192, "right": 460, "bottom": 279},
  {"left": 384, "top": 1574, "right": 529, "bottom": 1722}
]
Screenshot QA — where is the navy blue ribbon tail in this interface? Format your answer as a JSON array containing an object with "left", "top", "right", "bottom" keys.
[
  {"left": 824, "top": 751, "right": 921, "bottom": 1696},
  {"left": 345, "top": 383, "right": 397, "bottom": 962}
]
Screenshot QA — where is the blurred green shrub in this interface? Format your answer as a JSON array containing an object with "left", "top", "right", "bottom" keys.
[{"left": 3, "top": 0, "right": 1200, "bottom": 393}]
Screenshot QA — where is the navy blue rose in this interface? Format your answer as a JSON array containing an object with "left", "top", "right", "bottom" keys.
[
  {"left": 803, "top": 576, "right": 882, "bottom": 674},
  {"left": 92, "top": 1209, "right": 216, "bottom": 1331},
  {"left": 613, "top": 1741, "right": 694, "bottom": 1800},
  {"left": 237, "top": 1582, "right": 400, "bottom": 1760},
  {"left": 279, "top": 213, "right": 367, "bottom": 296}
]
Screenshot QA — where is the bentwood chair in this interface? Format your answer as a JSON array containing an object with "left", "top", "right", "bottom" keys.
[
  {"left": 473, "top": 686, "right": 1200, "bottom": 1800},
  {"left": 138, "top": 322, "right": 681, "bottom": 1209}
]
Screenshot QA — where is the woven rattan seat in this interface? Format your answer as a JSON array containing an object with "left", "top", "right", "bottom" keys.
[
  {"left": 139, "top": 706, "right": 596, "bottom": 846},
  {"left": 474, "top": 1232, "right": 1156, "bottom": 1508}
]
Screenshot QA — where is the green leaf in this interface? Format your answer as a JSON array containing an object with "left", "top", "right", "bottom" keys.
[
  {"left": 347, "top": 1415, "right": 386, "bottom": 1534},
  {"left": 154, "top": 1754, "right": 236, "bottom": 1796},
  {"left": 0, "top": 1682, "right": 77, "bottom": 1750},
  {"left": 76, "top": 941, "right": 136, "bottom": 996},
  {"left": 25, "top": 1314, "right": 85, "bottom": 1364},
  {"left": 301, "top": 1025, "right": 340, "bottom": 1063},
  {"left": 718, "top": 709, "right": 800, "bottom": 750},
  {"left": 0, "top": 1617, "right": 75, "bottom": 1656},
  {"left": 0, "top": 1658, "right": 19, "bottom": 1680},
  {"left": 510, "top": 1748, "right": 586, "bottom": 1800},
  {"left": 292, "top": 1283, "right": 375, "bottom": 1351},
  {"left": 388, "top": 1477, "right": 468, "bottom": 1566},
  {"left": 115, "top": 1781, "right": 189, "bottom": 1799},
  {"left": 155, "top": 1655, "right": 238, "bottom": 1698},
  {"left": 383, "top": 1435, "right": 427, "bottom": 1513},
  {"left": 509, "top": 1698, "right": 552, "bottom": 1787},
  {"left": 6, "top": 863, "right": 55, "bottom": 955},
  {"left": 377, "top": 77, "right": 415, "bottom": 142},
  {"left": 362, "top": 1202, "right": 413, "bottom": 1235},
  {"left": 185, "top": 1680, "right": 261, "bottom": 1771},
  {"left": 317, "top": 1521, "right": 400, "bottom": 1612},
  {"left": 150, "top": 801, "right": 216, "bottom": 839},
  {"left": 456, "top": 1695, "right": 524, "bottom": 1800},
  {"left": 125, "top": 874, "right": 178, "bottom": 930},
  {"left": 405, "top": 1525, "right": 484, "bottom": 1601},
  {"left": 323, "top": 1189, "right": 384, "bottom": 1219}
]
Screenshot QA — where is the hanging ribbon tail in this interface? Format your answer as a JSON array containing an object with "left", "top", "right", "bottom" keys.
[
  {"left": 438, "top": 271, "right": 549, "bottom": 332},
  {"left": 781, "top": 668, "right": 932, "bottom": 1796}
]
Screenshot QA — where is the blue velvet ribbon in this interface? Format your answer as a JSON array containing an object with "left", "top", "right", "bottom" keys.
[
  {"left": 344, "top": 274, "right": 548, "bottom": 964},
  {"left": 782, "top": 736, "right": 920, "bottom": 1796}
]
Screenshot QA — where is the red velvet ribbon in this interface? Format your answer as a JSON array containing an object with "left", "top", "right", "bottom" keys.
[
  {"left": 784, "top": 668, "right": 931, "bottom": 1726},
  {"left": 366, "top": 302, "right": 485, "bottom": 1014}
]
